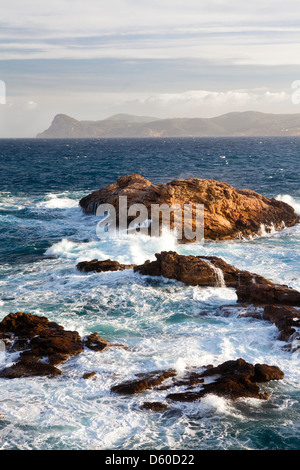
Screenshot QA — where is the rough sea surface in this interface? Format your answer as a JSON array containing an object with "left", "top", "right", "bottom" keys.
[{"left": 0, "top": 137, "right": 299, "bottom": 450}]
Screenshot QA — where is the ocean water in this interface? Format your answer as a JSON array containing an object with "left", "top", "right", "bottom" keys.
[{"left": 0, "top": 137, "right": 299, "bottom": 450}]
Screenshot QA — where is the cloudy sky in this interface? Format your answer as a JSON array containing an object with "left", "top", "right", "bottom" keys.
[{"left": 0, "top": 0, "right": 300, "bottom": 136}]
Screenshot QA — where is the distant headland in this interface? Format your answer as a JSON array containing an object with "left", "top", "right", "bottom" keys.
[{"left": 36, "top": 111, "right": 300, "bottom": 138}]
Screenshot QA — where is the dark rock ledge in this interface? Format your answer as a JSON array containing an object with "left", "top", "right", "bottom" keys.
[
  {"left": 0, "top": 312, "right": 123, "bottom": 379},
  {"left": 77, "top": 258, "right": 136, "bottom": 273},
  {"left": 110, "top": 358, "right": 284, "bottom": 410},
  {"left": 133, "top": 251, "right": 271, "bottom": 287}
]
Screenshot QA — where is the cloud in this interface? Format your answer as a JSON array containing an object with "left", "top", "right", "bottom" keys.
[
  {"left": 0, "top": 86, "right": 297, "bottom": 138},
  {"left": 0, "top": 0, "right": 300, "bottom": 64},
  {"left": 1, "top": 1, "right": 299, "bottom": 136},
  {"left": 121, "top": 89, "right": 291, "bottom": 118}
]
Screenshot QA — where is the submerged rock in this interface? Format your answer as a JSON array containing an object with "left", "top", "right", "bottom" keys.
[
  {"left": 0, "top": 312, "right": 119, "bottom": 378},
  {"left": 141, "top": 402, "right": 169, "bottom": 412},
  {"left": 111, "top": 369, "right": 176, "bottom": 395},
  {"left": 79, "top": 174, "right": 299, "bottom": 241},
  {"left": 82, "top": 371, "right": 97, "bottom": 380},
  {"left": 134, "top": 251, "right": 271, "bottom": 288},
  {"left": 77, "top": 258, "right": 136, "bottom": 273},
  {"left": 0, "top": 359, "right": 62, "bottom": 379}
]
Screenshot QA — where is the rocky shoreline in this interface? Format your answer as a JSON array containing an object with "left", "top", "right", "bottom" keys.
[
  {"left": 0, "top": 246, "right": 298, "bottom": 412},
  {"left": 0, "top": 312, "right": 285, "bottom": 410},
  {"left": 1, "top": 176, "right": 299, "bottom": 414},
  {"left": 76, "top": 250, "right": 300, "bottom": 352}
]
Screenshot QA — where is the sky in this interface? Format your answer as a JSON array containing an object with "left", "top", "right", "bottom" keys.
[{"left": 0, "top": 0, "right": 300, "bottom": 137}]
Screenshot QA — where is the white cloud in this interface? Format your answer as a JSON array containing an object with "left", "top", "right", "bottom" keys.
[
  {"left": 0, "top": 0, "right": 300, "bottom": 64},
  {"left": 0, "top": 86, "right": 297, "bottom": 137},
  {"left": 1, "top": 1, "right": 299, "bottom": 136},
  {"left": 1, "top": 1, "right": 299, "bottom": 34},
  {"left": 124, "top": 89, "right": 291, "bottom": 118},
  {"left": 1, "top": 36, "right": 300, "bottom": 66}
]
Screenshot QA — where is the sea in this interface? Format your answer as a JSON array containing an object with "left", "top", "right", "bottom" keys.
[{"left": 0, "top": 136, "right": 299, "bottom": 451}]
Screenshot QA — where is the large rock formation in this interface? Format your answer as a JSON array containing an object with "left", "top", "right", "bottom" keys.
[
  {"left": 79, "top": 174, "right": 299, "bottom": 241},
  {"left": 134, "top": 251, "right": 271, "bottom": 287}
]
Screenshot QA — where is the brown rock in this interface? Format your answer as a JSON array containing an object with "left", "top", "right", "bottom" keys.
[
  {"left": 134, "top": 251, "right": 271, "bottom": 288},
  {"left": 110, "top": 359, "right": 284, "bottom": 404},
  {"left": 84, "top": 333, "right": 111, "bottom": 351},
  {"left": 0, "top": 312, "right": 116, "bottom": 378},
  {"left": 263, "top": 305, "right": 300, "bottom": 342},
  {"left": 166, "top": 358, "right": 284, "bottom": 402},
  {"left": 236, "top": 283, "right": 300, "bottom": 306},
  {"left": 0, "top": 359, "right": 62, "bottom": 379},
  {"left": 254, "top": 363, "right": 285, "bottom": 382},
  {"left": 82, "top": 372, "right": 97, "bottom": 380},
  {"left": 77, "top": 258, "right": 136, "bottom": 273},
  {"left": 111, "top": 369, "right": 177, "bottom": 395},
  {"left": 0, "top": 312, "right": 84, "bottom": 375},
  {"left": 79, "top": 174, "right": 299, "bottom": 241},
  {"left": 141, "top": 402, "right": 169, "bottom": 412},
  {"left": 0, "top": 311, "right": 53, "bottom": 340},
  {"left": 22, "top": 328, "right": 84, "bottom": 365}
]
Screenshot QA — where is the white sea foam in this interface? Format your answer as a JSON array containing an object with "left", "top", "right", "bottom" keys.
[
  {"left": 258, "top": 222, "right": 277, "bottom": 237},
  {"left": 45, "top": 227, "right": 179, "bottom": 266},
  {"left": 36, "top": 194, "right": 79, "bottom": 209},
  {"left": 1, "top": 190, "right": 300, "bottom": 450},
  {"left": 276, "top": 194, "right": 300, "bottom": 215}
]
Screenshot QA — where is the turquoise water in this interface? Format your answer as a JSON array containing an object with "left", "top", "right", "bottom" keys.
[{"left": 0, "top": 137, "right": 299, "bottom": 450}]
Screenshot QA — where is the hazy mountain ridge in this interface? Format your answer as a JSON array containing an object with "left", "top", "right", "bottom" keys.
[{"left": 36, "top": 111, "right": 300, "bottom": 138}]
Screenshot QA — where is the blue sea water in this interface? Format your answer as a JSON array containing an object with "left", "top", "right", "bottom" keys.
[{"left": 0, "top": 137, "right": 299, "bottom": 450}]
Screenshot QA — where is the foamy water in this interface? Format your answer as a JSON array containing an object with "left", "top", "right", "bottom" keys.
[
  {"left": 0, "top": 189, "right": 300, "bottom": 450},
  {"left": 0, "top": 135, "right": 300, "bottom": 450}
]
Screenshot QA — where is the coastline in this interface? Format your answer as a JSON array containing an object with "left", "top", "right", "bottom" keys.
[{"left": 0, "top": 137, "right": 299, "bottom": 450}]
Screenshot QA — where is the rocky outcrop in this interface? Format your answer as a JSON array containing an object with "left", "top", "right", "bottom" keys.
[
  {"left": 263, "top": 305, "right": 300, "bottom": 344},
  {"left": 134, "top": 251, "right": 271, "bottom": 287},
  {"left": 111, "top": 369, "right": 176, "bottom": 395},
  {"left": 77, "top": 258, "right": 136, "bottom": 273},
  {"left": 217, "top": 303, "right": 300, "bottom": 350},
  {"left": 79, "top": 174, "right": 299, "bottom": 241},
  {"left": 0, "top": 312, "right": 120, "bottom": 378},
  {"left": 167, "top": 359, "right": 284, "bottom": 402},
  {"left": 236, "top": 283, "right": 300, "bottom": 306},
  {"left": 133, "top": 251, "right": 300, "bottom": 349},
  {"left": 111, "top": 358, "right": 284, "bottom": 403}
]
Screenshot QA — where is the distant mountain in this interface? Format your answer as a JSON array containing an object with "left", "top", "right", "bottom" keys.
[
  {"left": 104, "top": 113, "right": 160, "bottom": 123},
  {"left": 36, "top": 111, "right": 300, "bottom": 138}
]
